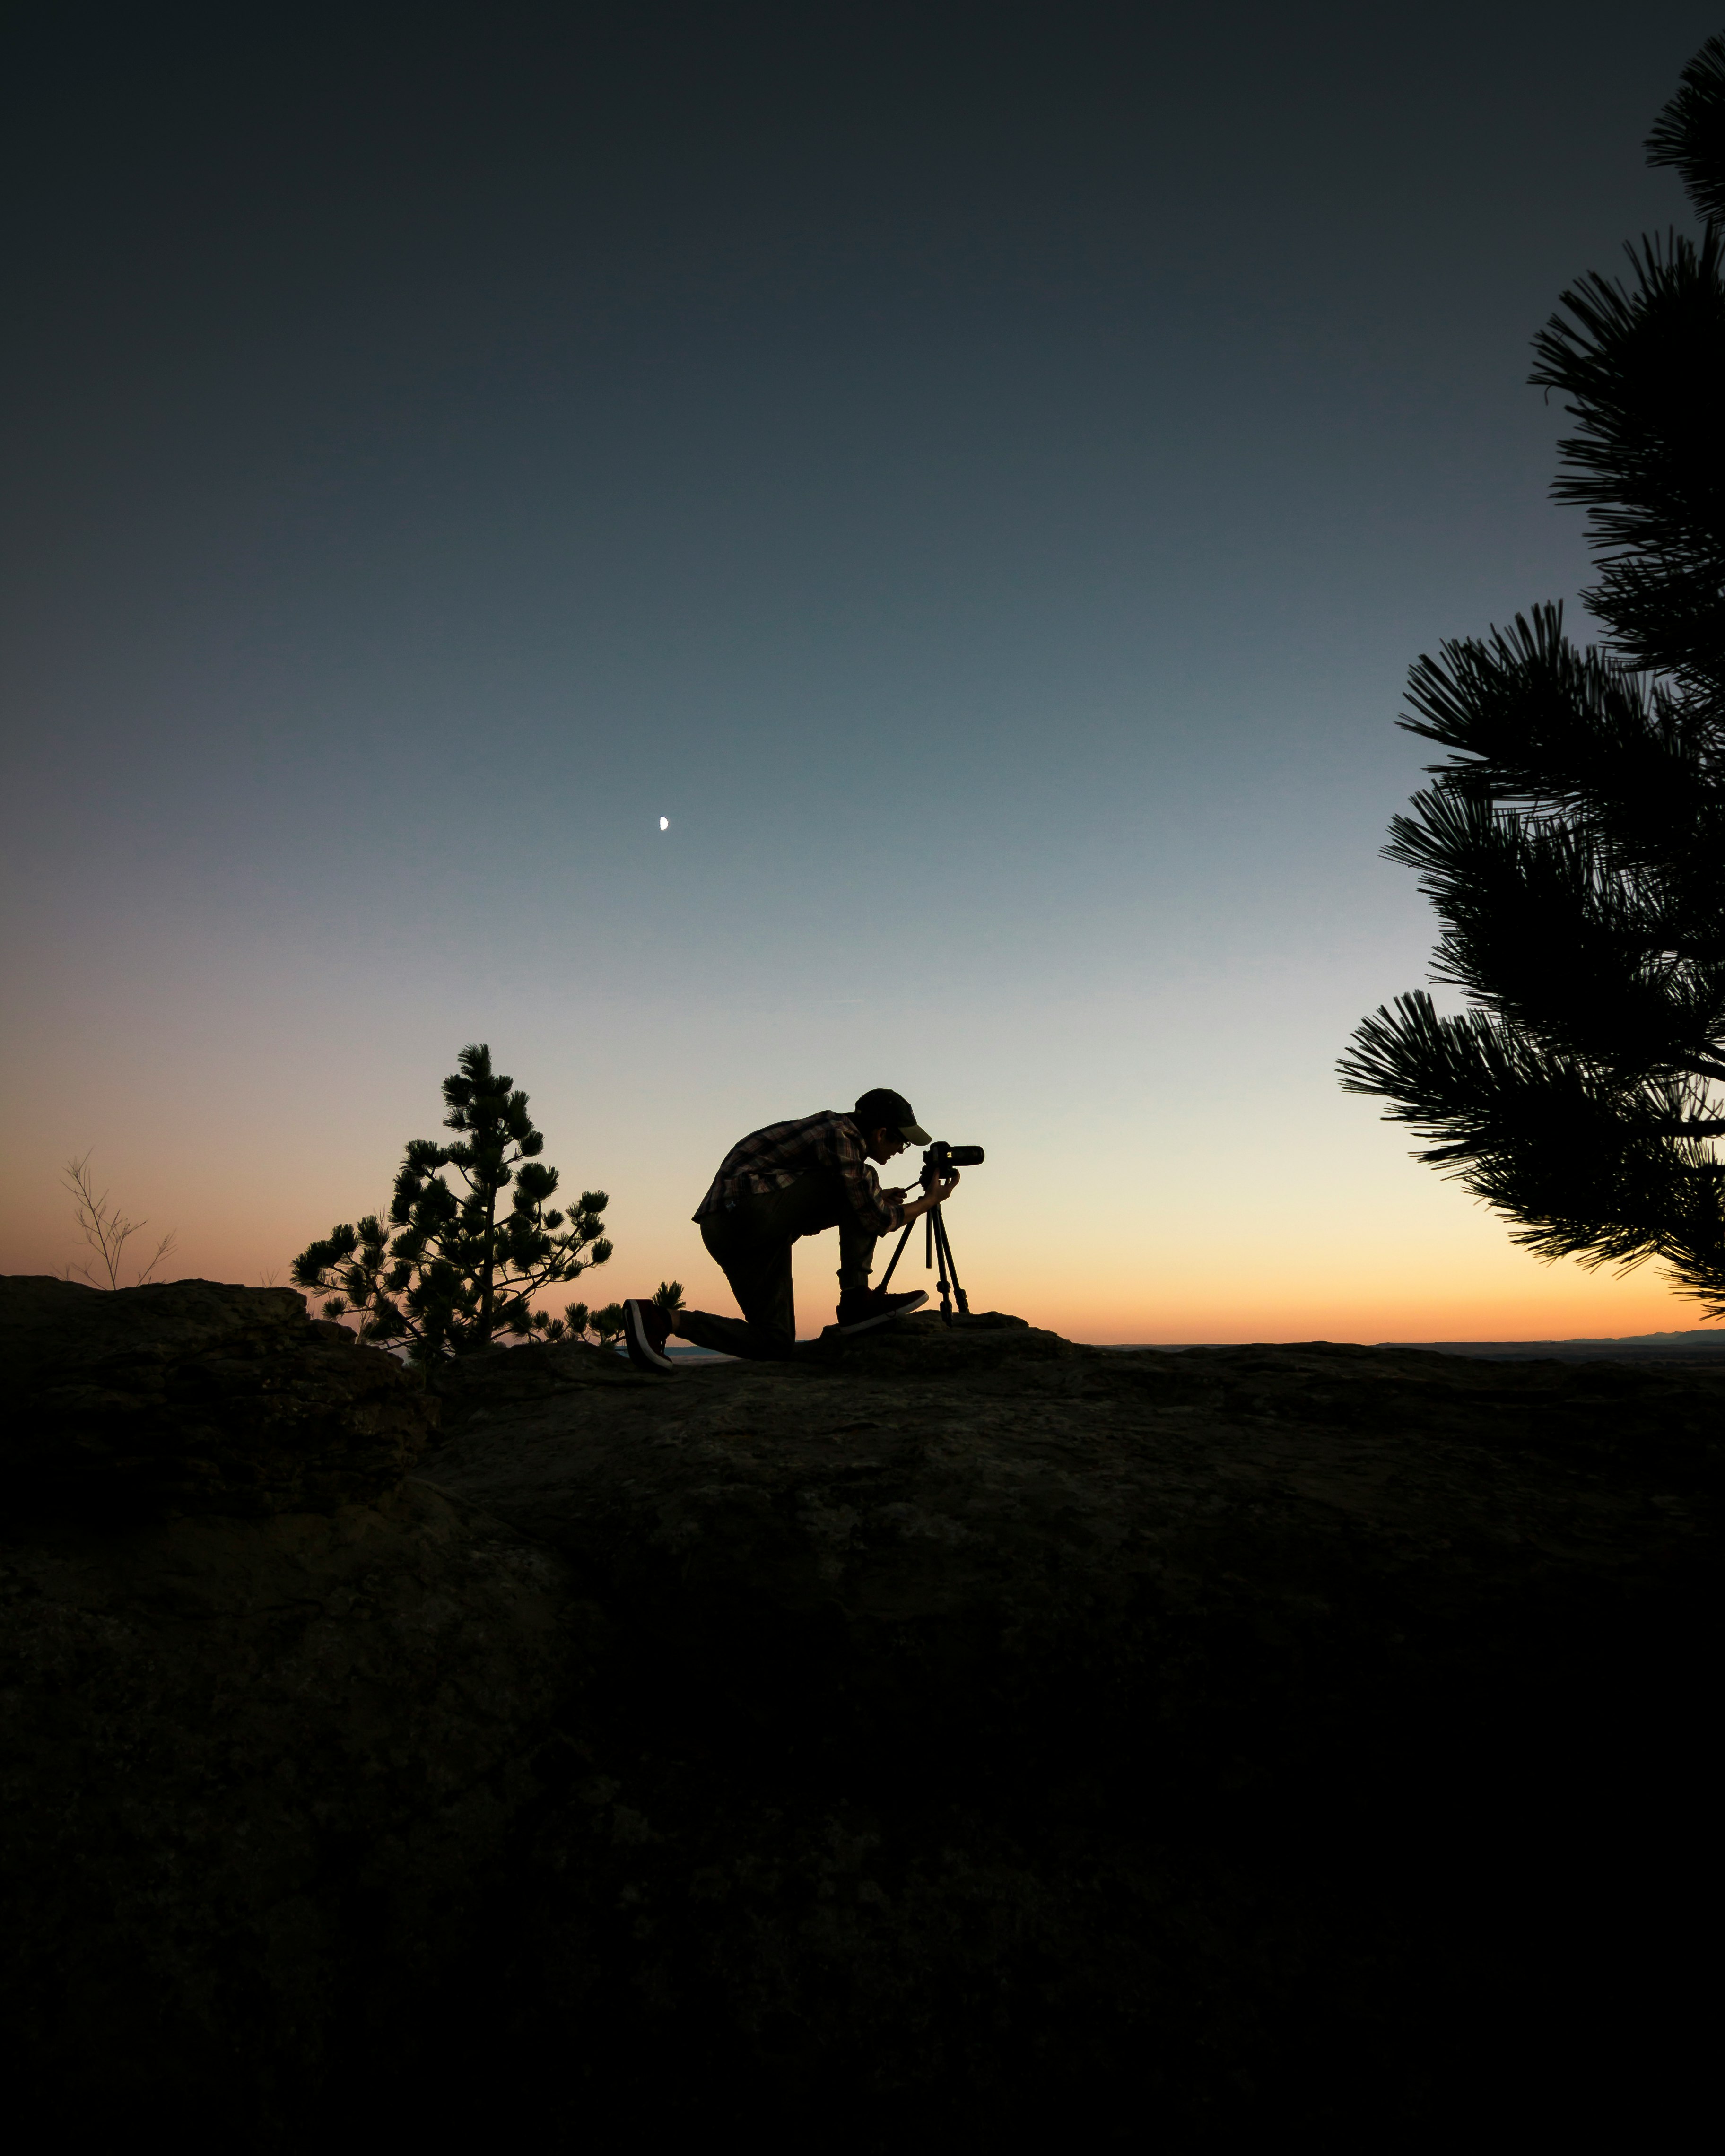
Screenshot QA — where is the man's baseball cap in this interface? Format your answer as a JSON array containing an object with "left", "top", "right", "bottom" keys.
[{"left": 853, "top": 1088, "right": 931, "bottom": 1146}]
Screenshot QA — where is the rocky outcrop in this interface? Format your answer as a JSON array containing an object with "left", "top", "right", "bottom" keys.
[
  {"left": 0, "top": 1280, "right": 591, "bottom": 2130},
  {"left": 413, "top": 1317, "right": 1720, "bottom": 2142},
  {"left": 3, "top": 1288, "right": 1717, "bottom": 2140},
  {"left": 1, "top": 1277, "right": 435, "bottom": 1514},
  {"left": 424, "top": 1317, "right": 1721, "bottom": 1784},
  {"left": 2, "top": 1484, "right": 591, "bottom": 2119}
]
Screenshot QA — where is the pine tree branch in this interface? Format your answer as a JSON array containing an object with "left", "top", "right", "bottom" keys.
[
  {"left": 1343, "top": 39, "right": 1725, "bottom": 1320},
  {"left": 1646, "top": 31, "right": 1725, "bottom": 230}
]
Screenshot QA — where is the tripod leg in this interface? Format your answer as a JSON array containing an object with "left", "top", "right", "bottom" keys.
[
  {"left": 878, "top": 1218, "right": 915, "bottom": 1293},
  {"left": 929, "top": 1204, "right": 953, "bottom": 1321},
  {"left": 933, "top": 1208, "right": 970, "bottom": 1318}
]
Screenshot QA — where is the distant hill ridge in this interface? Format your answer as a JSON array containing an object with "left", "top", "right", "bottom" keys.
[
  {"left": 1106, "top": 1329, "right": 1725, "bottom": 1361},
  {"left": 1387, "top": 1330, "right": 1725, "bottom": 1361}
]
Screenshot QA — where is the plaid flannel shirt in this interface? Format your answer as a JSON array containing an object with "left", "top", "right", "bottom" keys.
[{"left": 694, "top": 1109, "right": 908, "bottom": 1238}]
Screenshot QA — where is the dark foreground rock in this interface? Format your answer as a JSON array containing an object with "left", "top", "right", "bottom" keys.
[
  {"left": 3, "top": 1288, "right": 1718, "bottom": 2143},
  {"left": 0, "top": 1279, "right": 592, "bottom": 2131},
  {"left": 1, "top": 1483, "right": 589, "bottom": 2115},
  {"left": 1, "top": 1277, "right": 434, "bottom": 1513}
]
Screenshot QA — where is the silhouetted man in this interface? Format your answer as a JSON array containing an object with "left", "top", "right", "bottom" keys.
[{"left": 621, "top": 1087, "right": 960, "bottom": 1369}]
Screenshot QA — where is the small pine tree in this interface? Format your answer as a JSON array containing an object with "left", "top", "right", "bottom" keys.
[
  {"left": 540, "top": 1279, "right": 679, "bottom": 1351},
  {"left": 586, "top": 1302, "right": 627, "bottom": 1348},
  {"left": 542, "top": 1297, "right": 622, "bottom": 1347},
  {"left": 292, "top": 1044, "right": 611, "bottom": 1359},
  {"left": 1339, "top": 39, "right": 1725, "bottom": 1313}
]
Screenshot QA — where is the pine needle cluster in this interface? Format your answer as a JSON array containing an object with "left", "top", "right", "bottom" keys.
[{"left": 1339, "top": 38, "right": 1725, "bottom": 1313}]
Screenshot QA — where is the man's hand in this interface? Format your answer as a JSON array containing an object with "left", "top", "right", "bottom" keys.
[{"left": 902, "top": 1170, "right": 959, "bottom": 1223}]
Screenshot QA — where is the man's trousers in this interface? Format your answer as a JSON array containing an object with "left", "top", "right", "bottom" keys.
[{"left": 677, "top": 1170, "right": 878, "bottom": 1360}]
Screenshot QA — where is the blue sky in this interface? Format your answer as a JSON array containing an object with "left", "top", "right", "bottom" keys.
[{"left": 5, "top": 1, "right": 1719, "bottom": 1339}]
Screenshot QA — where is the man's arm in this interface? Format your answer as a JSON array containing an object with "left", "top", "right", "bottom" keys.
[
  {"left": 828, "top": 1116, "right": 906, "bottom": 1236},
  {"left": 895, "top": 1172, "right": 959, "bottom": 1225}
]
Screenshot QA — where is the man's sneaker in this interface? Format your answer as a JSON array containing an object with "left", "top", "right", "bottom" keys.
[
  {"left": 622, "top": 1297, "right": 677, "bottom": 1373},
  {"left": 835, "top": 1287, "right": 929, "bottom": 1337}
]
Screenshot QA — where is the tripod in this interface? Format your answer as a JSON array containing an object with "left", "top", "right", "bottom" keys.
[{"left": 878, "top": 1195, "right": 971, "bottom": 1324}]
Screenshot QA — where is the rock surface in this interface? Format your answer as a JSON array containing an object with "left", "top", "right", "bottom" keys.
[
  {"left": 0, "top": 1280, "right": 591, "bottom": 2129},
  {"left": 1, "top": 1484, "right": 590, "bottom": 2118},
  {"left": 1, "top": 1277, "right": 434, "bottom": 1514},
  {"left": 412, "top": 1315, "right": 1717, "bottom": 2141},
  {"left": 3, "top": 1287, "right": 1717, "bottom": 2140}
]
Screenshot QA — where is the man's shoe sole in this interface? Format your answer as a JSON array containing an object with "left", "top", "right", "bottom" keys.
[
  {"left": 836, "top": 1289, "right": 929, "bottom": 1337},
  {"left": 623, "top": 1299, "right": 677, "bottom": 1372}
]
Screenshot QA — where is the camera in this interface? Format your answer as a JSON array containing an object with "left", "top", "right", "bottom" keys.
[{"left": 920, "top": 1140, "right": 984, "bottom": 1188}]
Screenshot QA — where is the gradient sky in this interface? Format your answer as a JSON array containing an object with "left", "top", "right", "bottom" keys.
[{"left": 5, "top": 1, "right": 1722, "bottom": 1343}]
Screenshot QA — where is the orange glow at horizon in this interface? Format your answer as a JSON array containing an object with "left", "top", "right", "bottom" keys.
[
  {"left": 4, "top": 990, "right": 1716, "bottom": 1355},
  {"left": 9, "top": 1167, "right": 1708, "bottom": 1351}
]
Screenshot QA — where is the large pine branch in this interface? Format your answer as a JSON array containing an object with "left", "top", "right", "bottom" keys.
[{"left": 1340, "top": 37, "right": 1725, "bottom": 1318}]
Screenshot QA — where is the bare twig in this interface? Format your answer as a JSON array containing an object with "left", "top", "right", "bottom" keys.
[{"left": 62, "top": 1152, "right": 179, "bottom": 1289}]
